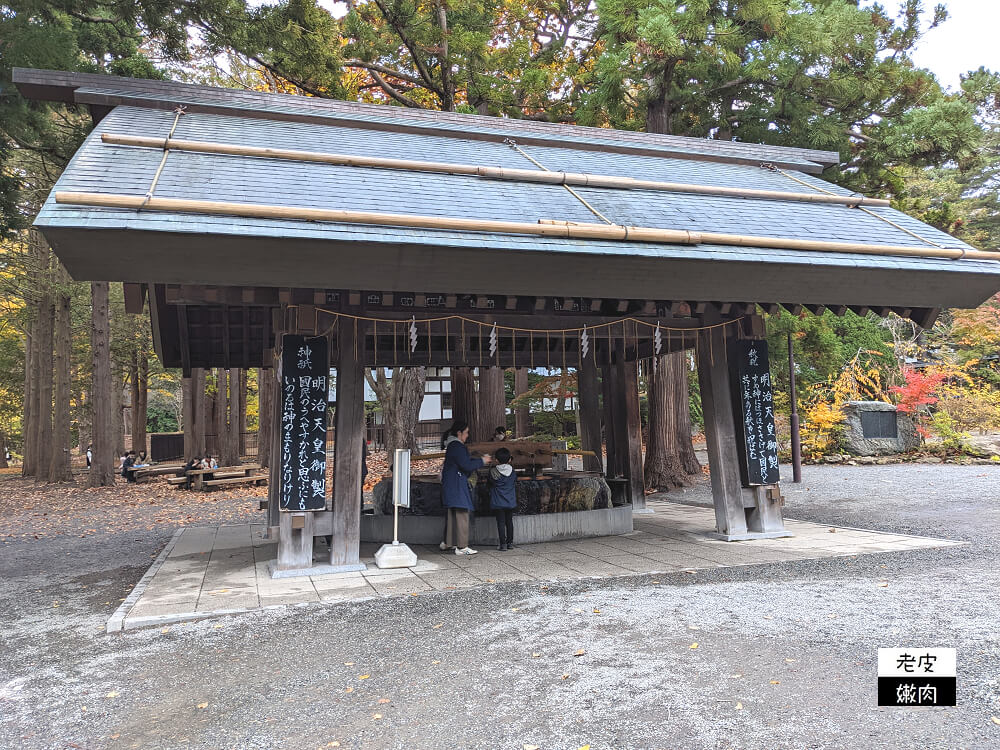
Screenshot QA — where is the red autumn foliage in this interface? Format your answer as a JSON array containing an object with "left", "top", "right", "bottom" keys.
[{"left": 890, "top": 369, "right": 945, "bottom": 414}]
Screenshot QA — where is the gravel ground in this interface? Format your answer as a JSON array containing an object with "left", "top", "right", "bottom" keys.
[{"left": 1, "top": 464, "right": 999, "bottom": 750}]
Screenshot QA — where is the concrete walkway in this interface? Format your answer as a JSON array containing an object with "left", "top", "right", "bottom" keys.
[{"left": 111, "top": 499, "right": 961, "bottom": 631}]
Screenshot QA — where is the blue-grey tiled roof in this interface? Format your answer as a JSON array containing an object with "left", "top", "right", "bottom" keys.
[{"left": 30, "top": 97, "right": 1000, "bottom": 310}]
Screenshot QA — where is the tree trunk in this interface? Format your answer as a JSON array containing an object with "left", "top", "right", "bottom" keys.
[
  {"left": 129, "top": 353, "right": 139, "bottom": 450},
  {"left": 451, "top": 367, "right": 477, "bottom": 432},
  {"left": 21, "top": 313, "right": 36, "bottom": 477},
  {"left": 514, "top": 368, "right": 530, "bottom": 437},
  {"left": 644, "top": 98, "right": 701, "bottom": 487},
  {"left": 478, "top": 367, "right": 506, "bottom": 441},
  {"left": 134, "top": 351, "right": 148, "bottom": 458},
  {"left": 644, "top": 354, "right": 699, "bottom": 490},
  {"left": 77, "top": 388, "right": 90, "bottom": 458},
  {"left": 238, "top": 368, "right": 247, "bottom": 456},
  {"left": 193, "top": 368, "right": 206, "bottom": 456},
  {"left": 365, "top": 367, "right": 426, "bottom": 457},
  {"left": 0, "top": 430, "right": 8, "bottom": 469},
  {"left": 389, "top": 367, "right": 427, "bottom": 456},
  {"left": 258, "top": 367, "right": 274, "bottom": 468},
  {"left": 88, "top": 282, "right": 116, "bottom": 487},
  {"left": 49, "top": 266, "right": 73, "bottom": 483},
  {"left": 214, "top": 369, "right": 229, "bottom": 464},
  {"left": 182, "top": 374, "right": 195, "bottom": 459},
  {"left": 33, "top": 278, "right": 55, "bottom": 479},
  {"left": 112, "top": 369, "right": 125, "bottom": 458}
]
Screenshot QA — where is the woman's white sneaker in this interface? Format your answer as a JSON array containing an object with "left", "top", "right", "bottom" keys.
[{"left": 455, "top": 547, "right": 478, "bottom": 555}]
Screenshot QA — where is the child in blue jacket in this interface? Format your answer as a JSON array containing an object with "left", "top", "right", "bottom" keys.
[{"left": 490, "top": 447, "right": 517, "bottom": 551}]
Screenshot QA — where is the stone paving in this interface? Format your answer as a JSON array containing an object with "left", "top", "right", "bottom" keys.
[{"left": 112, "top": 499, "right": 962, "bottom": 631}]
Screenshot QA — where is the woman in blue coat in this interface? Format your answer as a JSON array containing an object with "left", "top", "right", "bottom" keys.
[{"left": 439, "top": 420, "right": 491, "bottom": 555}]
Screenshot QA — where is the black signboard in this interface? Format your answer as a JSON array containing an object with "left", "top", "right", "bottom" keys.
[
  {"left": 280, "top": 335, "right": 329, "bottom": 511},
  {"left": 730, "top": 339, "right": 780, "bottom": 486}
]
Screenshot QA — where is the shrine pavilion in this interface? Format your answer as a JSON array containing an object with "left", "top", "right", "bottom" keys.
[{"left": 15, "top": 68, "right": 1000, "bottom": 575}]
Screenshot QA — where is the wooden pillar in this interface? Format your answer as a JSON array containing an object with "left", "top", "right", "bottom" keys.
[
  {"left": 600, "top": 365, "right": 617, "bottom": 477},
  {"left": 330, "top": 321, "right": 366, "bottom": 570},
  {"left": 696, "top": 324, "right": 749, "bottom": 538},
  {"left": 620, "top": 355, "right": 646, "bottom": 511},
  {"left": 577, "top": 357, "right": 603, "bottom": 473}
]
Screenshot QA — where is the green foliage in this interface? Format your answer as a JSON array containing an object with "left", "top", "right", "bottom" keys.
[
  {"left": 765, "top": 308, "right": 895, "bottom": 413},
  {"left": 929, "top": 410, "right": 970, "bottom": 453},
  {"left": 146, "top": 402, "right": 179, "bottom": 433},
  {"left": 587, "top": 0, "right": 993, "bottom": 197}
]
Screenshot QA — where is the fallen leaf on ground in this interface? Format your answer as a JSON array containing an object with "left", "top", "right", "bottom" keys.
[
  {"left": 373, "top": 713, "right": 382, "bottom": 720},
  {"left": 344, "top": 662, "right": 354, "bottom": 666},
  {"left": 688, "top": 625, "right": 700, "bottom": 630},
  {"left": 592, "top": 609, "right": 601, "bottom": 614},
  {"left": 532, "top": 653, "right": 541, "bottom": 658},
  {"left": 735, "top": 702, "right": 743, "bottom": 710},
  {"left": 524, "top": 745, "right": 540, "bottom": 750},
  {"left": 378, "top": 698, "right": 391, "bottom": 704},
  {"left": 432, "top": 623, "right": 443, "bottom": 629},
  {"left": 730, "top": 674, "right": 742, "bottom": 678},
  {"left": 877, "top": 582, "right": 889, "bottom": 588},
  {"left": 214, "top": 624, "right": 224, "bottom": 629},
  {"left": 784, "top": 659, "right": 796, "bottom": 663},
  {"left": 561, "top": 674, "right": 570, "bottom": 680},
  {"left": 573, "top": 649, "right": 586, "bottom": 657},
  {"left": 105, "top": 691, "right": 119, "bottom": 699},
  {"left": 160, "top": 627, "right": 170, "bottom": 633},
  {"left": 763, "top": 616, "right": 773, "bottom": 620},
  {"left": 689, "top": 643, "right": 699, "bottom": 649},
  {"left": 197, "top": 702, "right": 208, "bottom": 709},
  {"left": 358, "top": 674, "right": 370, "bottom": 680},
  {"left": 327, "top": 743, "right": 341, "bottom": 747},
  {"left": 431, "top": 660, "right": 440, "bottom": 665},
  {"left": 770, "top": 680, "right": 780, "bottom": 685},
  {"left": 991, "top": 716, "right": 1000, "bottom": 726},
  {"left": 345, "top": 688, "right": 354, "bottom": 693}
]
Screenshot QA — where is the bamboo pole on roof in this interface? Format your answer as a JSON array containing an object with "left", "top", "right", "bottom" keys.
[
  {"left": 53, "top": 191, "right": 998, "bottom": 262},
  {"left": 101, "top": 133, "right": 890, "bottom": 208}
]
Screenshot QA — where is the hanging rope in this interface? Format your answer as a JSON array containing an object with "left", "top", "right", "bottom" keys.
[
  {"left": 504, "top": 138, "right": 616, "bottom": 226},
  {"left": 140, "top": 106, "right": 186, "bottom": 210},
  {"left": 771, "top": 166, "right": 946, "bottom": 249}
]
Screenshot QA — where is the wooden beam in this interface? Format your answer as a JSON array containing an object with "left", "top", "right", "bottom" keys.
[
  {"left": 914, "top": 308, "right": 940, "bottom": 329},
  {"left": 847, "top": 305, "right": 870, "bottom": 317},
  {"left": 830, "top": 305, "right": 848, "bottom": 317},
  {"left": 330, "top": 319, "right": 365, "bottom": 570},
  {"left": 804, "top": 304, "right": 826, "bottom": 316},
  {"left": 781, "top": 303, "right": 803, "bottom": 316},
  {"left": 123, "top": 282, "right": 146, "bottom": 314},
  {"left": 696, "top": 324, "right": 749, "bottom": 537}
]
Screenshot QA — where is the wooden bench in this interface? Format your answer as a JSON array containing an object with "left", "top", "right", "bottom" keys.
[
  {"left": 130, "top": 464, "right": 185, "bottom": 483},
  {"left": 202, "top": 474, "right": 268, "bottom": 491},
  {"left": 167, "top": 476, "right": 189, "bottom": 488},
  {"left": 187, "top": 464, "right": 263, "bottom": 490}
]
